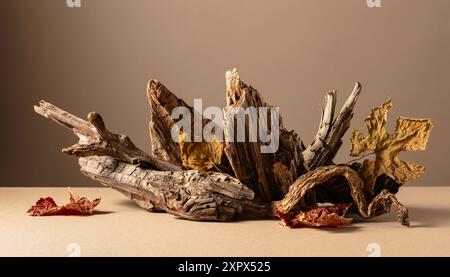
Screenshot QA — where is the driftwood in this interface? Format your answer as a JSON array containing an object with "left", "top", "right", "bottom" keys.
[
  {"left": 34, "top": 101, "right": 180, "bottom": 171},
  {"left": 80, "top": 156, "right": 268, "bottom": 221},
  {"left": 34, "top": 101, "right": 268, "bottom": 221},
  {"left": 147, "top": 80, "right": 185, "bottom": 165},
  {"left": 302, "top": 82, "right": 361, "bottom": 170},
  {"left": 147, "top": 79, "right": 234, "bottom": 175},
  {"left": 34, "top": 68, "right": 409, "bottom": 226},
  {"left": 222, "top": 70, "right": 361, "bottom": 202},
  {"left": 223, "top": 69, "right": 307, "bottom": 202}
]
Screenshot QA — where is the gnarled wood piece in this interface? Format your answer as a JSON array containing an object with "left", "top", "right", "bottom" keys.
[
  {"left": 223, "top": 69, "right": 307, "bottom": 203},
  {"left": 34, "top": 100, "right": 269, "bottom": 221},
  {"left": 147, "top": 80, "right": 234, "bottom": 175},
  {"left": 147, "top": 80, "right": 191, "bottom": 164},
  {"left": 34, "top": 101, "right": 181, "bottom": 171},
  {"left": 79, "top": 156, "right": 269, "bottom": 221},
  {"left": 33, "top": 84, "right": 408, "bottom": 226},
  {"left": 302, "top": 82, "right": 361, "bottom": 169},
  {"left": 271, "top": 165, "right": 409, "bottom": 226}
]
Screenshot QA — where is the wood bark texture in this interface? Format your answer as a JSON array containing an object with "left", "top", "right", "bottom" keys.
[
  {"left": 223, "top": 68, "right": 307, "bottom": 202},
  {"left": 147, "top": 80, "right": 193, "bottom": 165},
  {"left": 147, "top": 80, "right": 234, "bottom": 175},
  {"left": 80, "top": 156, "right": 269, "bottom": 221}
]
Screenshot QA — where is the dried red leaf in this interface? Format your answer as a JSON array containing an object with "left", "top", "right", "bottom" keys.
[
  {"left": 27, "top": 190, "right": 101, "bottom": 216},
  {"left": 275, "top": 204, "right": 353, "bottom": 228}
]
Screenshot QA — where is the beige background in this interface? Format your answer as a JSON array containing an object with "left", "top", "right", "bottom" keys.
[{"left": 1, "top": 0, "right": 449, "bottom": 187}]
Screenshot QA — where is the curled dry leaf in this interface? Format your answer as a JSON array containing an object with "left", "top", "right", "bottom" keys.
[
  {"left": 179, "top": 132, "right": 224, "bottom": 171},
  {"left": 27, "top": 190, "right": 101, "bottom": 216},
  {"left": 275, "top": 204, "right": 353, "bottom": 228},
  {"left": 271, "top": 165, "right": 410, "bottom": 226},
  {"left": 351, "top": 99, "right": 433, "bottom": 194}
]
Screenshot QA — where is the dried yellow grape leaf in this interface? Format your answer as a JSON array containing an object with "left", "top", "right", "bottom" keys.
[
  {"left": 179, "top": 132, "right": 224, "bottom": 171},
  {"left": 351, "top": 99, "right": 433, "bottom": 194}
]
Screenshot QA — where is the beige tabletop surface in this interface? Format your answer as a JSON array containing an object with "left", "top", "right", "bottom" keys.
[{"left": 0, "top": 187, "right": 449, "bottom": 257}]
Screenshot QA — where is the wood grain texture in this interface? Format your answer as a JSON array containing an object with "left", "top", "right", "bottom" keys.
[
  {"left": 223, "top": 68, "right": 306, "bottom": 202},
  {"left": 79, "top": 156, "right": 269, "bottom": 221},
  {"left": 147, "top": 80, "right": 190, "bottom": 165},
  {"left": 302, "top": 82, "right": 362, "bottom": 169},
  {"left": 147, "top": 79, "right": 234, "bottom": 175}
]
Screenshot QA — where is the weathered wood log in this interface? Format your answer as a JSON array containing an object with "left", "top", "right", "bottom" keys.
[
  {"left": 223, "top": 68, "right": 307, "bottom": 203},
  {"left": 34, "top": 101, "right": 180, "bottom": 171},
  {"left": 302, "top": 82, "right": 362, "bottom": 169},
  {"left": 79, "top": 156, "right": 269, "bottom": 221}
]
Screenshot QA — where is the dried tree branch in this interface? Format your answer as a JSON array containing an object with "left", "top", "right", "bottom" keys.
[
  {"left": 34, "top": 101, "right": 181, "bottom": 171},
  {"left": 367, "top": 189, "right": 409, "bottom": 226},
  {"left": 302, "top": 82, "right": 362, "bottom": 169},
  {"left": 302, "top": 91, "right": 336, "bottom": 169}
]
